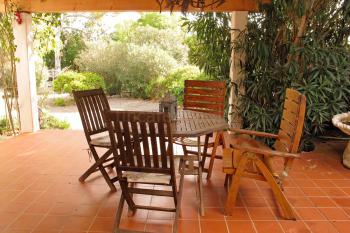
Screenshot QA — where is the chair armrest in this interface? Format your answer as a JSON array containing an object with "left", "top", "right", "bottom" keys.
[
  {"left": 230, "top": 144, "right": 300, "bottom": 159},
  {"left": 229, "top": 128, "right": 279, "bottom": 139}
]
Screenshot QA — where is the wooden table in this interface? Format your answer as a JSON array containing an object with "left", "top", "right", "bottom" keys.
[
  {"left": 171, "top": 110, "right": 228, "bottom": 137},
  {"left": 171, "top": 110, "right": 228, "bottom": 216}
]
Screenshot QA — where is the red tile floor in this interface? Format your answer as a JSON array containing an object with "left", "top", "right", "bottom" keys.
[{"left": 1, "top": 130, "right": 350, "bottom": 233}]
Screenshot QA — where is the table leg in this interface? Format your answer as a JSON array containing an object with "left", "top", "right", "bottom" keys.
[{"left": 197, "top": 136, "right": 205, "bottom": 216}]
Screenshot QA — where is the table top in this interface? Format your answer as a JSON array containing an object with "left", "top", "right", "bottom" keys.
[{"left": 171, "top": 110, "right": 228, "bottom": 137}]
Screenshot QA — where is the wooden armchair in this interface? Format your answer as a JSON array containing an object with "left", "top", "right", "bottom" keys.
[
  {"left": 73, "top": 88, "right": 118, "bottom": 191},
  {"left": 175, "top": 80, "right": 226, "bottom": 179},
  {"left": 105, "top": 111, "right": 182, "bottom": 233},
  {"left": 223, "top": 88, "right": 306, "bottom": 220}
]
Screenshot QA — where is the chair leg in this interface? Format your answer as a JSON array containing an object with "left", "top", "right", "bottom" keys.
[
  {"left": 113, "top": 193, "right": 125, "bottom": 231},
  {"left": 79, "top": 148, "right": 112, "bottom": 181},
  {"left": 224, "top": 154, "right": 248, "bottom": 215},
  {"left": 80, "top": 148, "right": 117, "bottom": 192},
  {"left": 198, "top": 165, "right": 204, "bottom": 216},
  {"left": 207, "top": 131, "right": 224, "bottom": 179},
  {"left": 174, "top": 163, "right": 185, "bottom": 233},
  {"left": 224, "top": 174, "right": 232, "bottom": 193},
  {"left": 127, "top": 183, "right": 135, "bottom": 217},
  {"left": 197, "top": 137, "right": 205, "bottom": 217},
  {"left": 254, "top": 158, "right": 296, "bottom": 220}
]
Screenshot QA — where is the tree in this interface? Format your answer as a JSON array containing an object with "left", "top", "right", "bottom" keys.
[
  {"left": 237, "top": 0, "right": 350, "bottom": 140},
  {"left": 183, "top": 1, "right": 350, "bottom": 143},
  {"left": 182, "top": 13, "right": 231, "bottom": 81},
  {"left": 135, "top": 13, "right": 172, "bottom": 29}
]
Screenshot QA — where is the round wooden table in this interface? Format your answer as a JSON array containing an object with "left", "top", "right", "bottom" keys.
[{"left": 171, "top": 110, "right": 228, "bottom": 137}]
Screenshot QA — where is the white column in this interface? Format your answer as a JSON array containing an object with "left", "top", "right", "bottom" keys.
[
  {"left": 13, "top": 13, "right": 40, "bottom": 132},
  {"left": 228, "top": 11, "right": 248, "bottom": 128}
]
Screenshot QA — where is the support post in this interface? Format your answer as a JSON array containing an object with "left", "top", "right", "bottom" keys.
[
  {"left": 13, "top": 13, "right": 40, "bottom": 132},
  {"left": 228, "top": 11, "right": 248, "bottom": 128}
]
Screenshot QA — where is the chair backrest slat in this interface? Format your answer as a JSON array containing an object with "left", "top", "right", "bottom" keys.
[
  {"left": 130, "top": 121, "right": 143, "bottom": 167},
  {"left": 149, "top": 122, "right": 160, "bottom": 168},
  {"left": 274, "top": 89, "right": 306, "bottom": 153},
  {"left": 73, "top": 88, "right": 110, "bottom": 138},
  {"left": 105, "top": 111, "right": 174, "bottom": 174},
  {"left": 184, "top": 80, "right": 226, "bottom": 116},
  {"left": 140, "top": 121, "right": 151, "bottom": 167}
]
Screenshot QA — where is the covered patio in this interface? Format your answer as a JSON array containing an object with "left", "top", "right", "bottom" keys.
[
  {"left": 0, "top": 131, "right": 349, "bottom": 233},
  {"left": 1, "top": 0, "right": 350, "bottom": 233}
]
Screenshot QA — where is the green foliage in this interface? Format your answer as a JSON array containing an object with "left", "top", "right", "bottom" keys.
[
  {"left": 53, "top": 97, "right": 67, "bottom": 107},
  {"left": 43, "top": 31, "right": 86, "bottom": 69},
  {"left": 182, "top": 13, "right": 231, "bottom": 80},
  {"left": 236, "top": 0, "right": 350, "bottom": 138},
  {"left": 116, "top": 26, "right": 189, "bottom": 64},
  {"left": 147, "top": 66, "right": 211, "bottom": 103},
  {"left": 0, "top": 117, "right": 9, "bottom": 135},
  {"left": 0, "top": 1, "right": 20, "bottom": 135},
  {"left": 53, "top": 71, "right": 105, "bottom": 94},
  {"left": 40, "top": 112, "right": 70, "bottom": 129},
  {"left": 32, "top": 13, "right": 62, "bottom": 60},
  {"left": 134, "top": 13, "right": 172, "bottom": 29},
  {"left": 77, "top": 14, "right": 189, "bottom": 98},
  {"left": 77, "top": 42, "right": 178, "bottom": 98},
  {"left": 61, "top": 31, "right": 86, "bottom": 68},
  {"left": 184, "top": 2, "right": 350, "bottom": 141}
]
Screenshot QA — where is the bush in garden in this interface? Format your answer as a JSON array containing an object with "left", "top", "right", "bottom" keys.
[
  {"left": 185, "top": 3, "right": 350, "bottom": 144},
  {"left": 39, "top": 112, "right": 70, "bottom": 129},
  {"left": 76, "top": 41, "right": 179, "bottom": 98},
  {"left": 75, "top": 14, "right": 188, "bottom": 97},
  {"left": 53, "top": 98, "right": 66, "bottom": 106},
  {"left": 147, "top": 66, "right": 211, "bottom": 104},
  {"left": 53, "top": 71, "right": 105, "bottom": 94},
  {"left": 0, "top": 117, "right": 9, "bottom": 135}
]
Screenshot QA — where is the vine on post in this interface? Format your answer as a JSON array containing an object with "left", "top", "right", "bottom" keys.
[{"left": 0, "top": 0, "right": 20, "bottom": 135}]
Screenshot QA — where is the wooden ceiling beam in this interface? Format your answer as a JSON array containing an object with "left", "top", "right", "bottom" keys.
[{"left": 1, "top": 0, "right": 270, "bottom": 13}]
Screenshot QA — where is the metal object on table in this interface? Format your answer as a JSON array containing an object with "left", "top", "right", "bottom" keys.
[{"left": 159, "top": 93, "right": 178, "bottom": 120}]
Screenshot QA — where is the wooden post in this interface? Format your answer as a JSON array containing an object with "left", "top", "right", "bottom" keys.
[
  {"left": 228, "top": 11, "right": 248, "bottom": 128},
  {"left": 13, "top": 13, "right": 40, "bottom": 132}
]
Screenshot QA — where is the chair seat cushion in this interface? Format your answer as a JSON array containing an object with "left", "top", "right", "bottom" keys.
[{"left": 90, "top": 135, "right": 111, "bottom": 147}]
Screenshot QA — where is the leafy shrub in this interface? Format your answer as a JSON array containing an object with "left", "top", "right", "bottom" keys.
[
  {"left": 53, "top": 71, "right": 105, "bottom": 94},
  {"left": 0, "top": 117, "right": 9, "bottom": 134},
  {"left": 40, "top": 112, "right": 70, "bottom": 129},
  {"left": 77, "top": 15, "right": 188, "bottom": 98},
  {"left": 147, "top": 66, "right": 211, "bottom": 104},
  {"left": 43, "top": 31, "right": 86, "bottom": 69},
  {"left": 76, "top": 42, "right": 178, "bottom": 98},
  {"left": 53, "top": 97, "right": 67, "bottom": 106},
  {"left": 235, "top": 1, "right": 350, "bottom": 139},
  {"left": 186, "top": 3, "right": 350, "bottom": 142}
]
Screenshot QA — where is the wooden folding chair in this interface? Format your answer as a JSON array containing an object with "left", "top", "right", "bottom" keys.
[
  {"left": 73, "top": 88, "right": 118, "bottom": 192},
  {"left": 223, "top": 88, "right": 306, "bottom": 220},
  {"left": 175, "top": 80, "right": 226, "bottom": 179},
  {"left": 105, "top": 111, "right": 182, "bottom": 233}
]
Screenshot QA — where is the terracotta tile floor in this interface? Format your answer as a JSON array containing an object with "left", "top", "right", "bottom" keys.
[{"left": 0, "top": 130, "right": 350, "bottom": 233}]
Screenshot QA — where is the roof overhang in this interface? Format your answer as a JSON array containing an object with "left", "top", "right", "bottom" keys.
[{"left": 1, "top": 0, "right": 270, "bottom": 13}]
